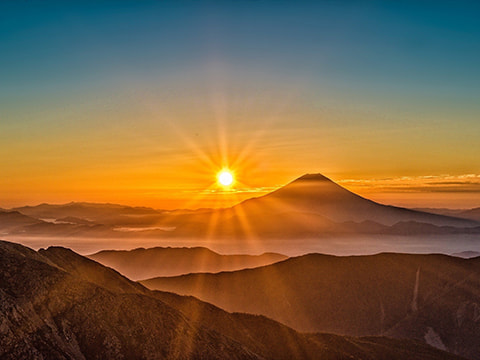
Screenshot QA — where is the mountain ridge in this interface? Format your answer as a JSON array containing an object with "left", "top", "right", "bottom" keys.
[
  {"left": 141, "top": 251, "right": 480, "bottom": 359},
  {"left": 88, "top": 246, "right": 288, "bottom": 279},
  {"left": 2, "top": 173, "right": 479, "bottom": 243},
  {"left": 0, "top": 239, "right": 463, "bottom": 360}
]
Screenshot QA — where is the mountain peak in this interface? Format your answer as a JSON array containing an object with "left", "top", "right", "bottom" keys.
[
  {"left": 237, "top": 172, "right": 477, "bottom": 227},
  {"left": 294, "top": 173, "right": 333, "bottom": 182},
  {"left": 268, "top": 172, "right": 365, "bottom": 206}
]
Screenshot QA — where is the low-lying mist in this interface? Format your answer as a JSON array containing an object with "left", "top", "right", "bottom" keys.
[{"left": 6, "top": 233, "right": 480, "bottom": 257}]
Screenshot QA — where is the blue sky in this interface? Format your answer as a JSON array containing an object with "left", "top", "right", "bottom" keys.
[{"left": 2, "top": 1, "right": 479, "bottom": 95}]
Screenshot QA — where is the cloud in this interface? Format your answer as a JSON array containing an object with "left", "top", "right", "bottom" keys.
[
  {"left": 338, "top": 174, "right": 480, "bottom": 193},
  {"left": 195, "top": 187, "right": 278, "bottom": 195}
]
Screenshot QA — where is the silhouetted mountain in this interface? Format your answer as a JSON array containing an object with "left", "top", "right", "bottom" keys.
[
  {"left": 7, "top": 220, "right": 118, "bottom": 237},
  {"left": 383, "top": 221, "right": 480, "bottom": 235},
  {"left": 162, "top": 174, "right": 479, "bottom": 239},
  {"left": 89, "top": 247, "right": 287, "bottom": 280},
  {"left": 458, "top": 208, "right": 480, "bottom": 222},
  {"left": 13, "top": 202, "right": 163, "bottom": 224},
  {"left": 3, "top": 175, "right": 478, "bottom": 241},
  {"left": 234, "top": 174, "right": 477, "bottom": 227},
  {"left": 0, "top": 210, "right": 44, "bottom": 233},
  {"left": 415, "top": 208, "right": 480, "bottom": 223},
  {"left": 142, "top": 252, "right": 480, "bottom": 360},
  {"left": 414, "top": 208, "right": 466, "bottom": 217},
  {"left": 452, "top": 251, "right": 480, "bottom": 258},
  {"left": 2, "top": 213, "right": 171, "bottom": 239},
  {"left": 0, "top": 240, "right": 464, "bottom": 360}
]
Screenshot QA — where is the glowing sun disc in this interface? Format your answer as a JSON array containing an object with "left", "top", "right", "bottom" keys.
[{"left": 218, "top": 170, "right": 234, "bottom": 186}]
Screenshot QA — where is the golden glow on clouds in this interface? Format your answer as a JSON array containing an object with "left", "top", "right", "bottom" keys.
[
  {"left": 338, "top": 174, "right": 480, "bottom": 193},
  {"left": 338, "top": 174, "right": 480, "bottom": 208}
]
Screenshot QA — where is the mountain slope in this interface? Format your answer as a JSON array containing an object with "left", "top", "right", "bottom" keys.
[
  {"left": 452, "top": 251, "right": 480, "bottom": 258},
  {"left": 88, "top": 247, "right": 287, "bottom": 280},
  {"left": 415, "top": 208, "right": 480, "bottom": 223},
  {"left": 0, "top": 241, "right": 256, "bottom": 360},
  {"left": 0, "top": 211, "right": 44, "bottom": 233},
  {"left": 142, "top": 252, "right": 480, "bottom": 360},
  {"left": 0, "top": 240, "right": 464, "bottom": 360},
  {"left": 154, "top": 291, "right": 463, "bottom": 360},
  {"left": 459, "top": 208, "right": 480, "bottom": 222},
  {"left": 13, "top": 202, "right": 163, "bottom": 225},
  {"left": 234, "top": 174, "right": 477, "bottom": 227},
  {"left": 165, "top": 174, "right": 479, "bottom": 240}
]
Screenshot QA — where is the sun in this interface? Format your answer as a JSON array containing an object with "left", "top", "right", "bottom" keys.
[{"left": 217, "top": 170, "right": 234, "bottom": 187}]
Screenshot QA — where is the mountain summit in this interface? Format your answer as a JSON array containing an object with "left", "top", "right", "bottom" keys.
[
  {"left": 236, "top": 173, "right": 476, "bottom": 226},
  {"left": 267, "top": 173, "right": 371, "bottom": 205}
]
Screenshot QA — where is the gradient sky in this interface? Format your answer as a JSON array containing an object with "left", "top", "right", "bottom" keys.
[{"left": 1, "top": 1, "right": 479, "bottom": 209}]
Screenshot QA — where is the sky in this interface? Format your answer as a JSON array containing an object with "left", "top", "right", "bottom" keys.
[{"left": 1, "top": 0, "right": 479, "bottom": 209}]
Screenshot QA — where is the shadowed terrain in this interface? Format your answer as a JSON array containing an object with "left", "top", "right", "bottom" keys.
[
  {"left": 452, "top": 251, "right": 480, "bottom": 258},
  {"left": 88, "top": 247, "right": 287, "bottom": 280},
  {"left": 0, "top": 240, "right": 465, "bottom": 360},
  {"left": 12, "top": 202, "right": 163, "bottom": 223},
  {"left": 0, "top": 211, "right": 44, "bottom": 232},
  {"left": 459, "top": 208, "right": 480, "bottom": 222},
  {"left": 416, "top": 208, "right": 480, "bottom": 223},
  {"left": 142, "top": 252, "right": 480, "bottom": 360}
]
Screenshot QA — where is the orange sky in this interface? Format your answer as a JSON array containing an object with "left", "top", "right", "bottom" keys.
[
  {"left": 2, "top": 86, "right": 479, "bottom": 210},
  {"left": 1, "top": 85, "right": 479, "bottom": 210},
  {"left": 1, "top": 3, "right": 479, "bottom": 210}
]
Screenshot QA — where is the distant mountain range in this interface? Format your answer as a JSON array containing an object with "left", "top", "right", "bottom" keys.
[
  {"left": 0, "top": 240, "right": 462, "bottom": 360},
  {"left": 0, "top": 210, "right": 43, "bottom": 232},
  {"left": 451, "top": 250, "right": 480, "bottom": 258},
  {"left": 88, "top": 247, "right": 287, "bottom": 279},
  {"left": 142, "top": 252, "right": 480, "bottom": 360},
  {"left": 415, "top": 207, "right": 480, "bottom": 222},
  {"left": 12, "top": 201, "right": 162, "bottom": 220},
  {"left": 1, "top": 174, "right": 479, "bottom": 241}
]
